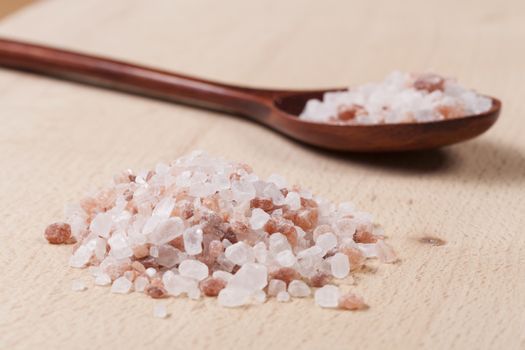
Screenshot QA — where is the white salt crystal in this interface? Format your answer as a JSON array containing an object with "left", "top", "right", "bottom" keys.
[
  {"left": 153, "top": 304, "right": 168, "bottom": 319},
  {"left": 276, "top": 291, "right": 290, "bottom": 302},
  {"left": 225, "top": 242, "right": 255, "bottom": 265},
  {"left": 178, "top": 260, "right": 209, "bottom": 281},
  {"left": 94, "top": 273, "right": 112, "bottom": 286},
  {"left": 284, "top": 191, "right": 301, "bottom": 210},
  {"left": 314, "top": 285, "right": 340, "bottom": 308},
  {"left": 330, "top": 253, "right": 350, "bottom": 279},
  {"left": 111, "top": 277, "right": 132, "bottom": 294},
  {"left": 275, "top": 250, "right": 297, "bottom": 267},
  {"left": 268, "top": 279, "right": 286, "bottom": 297},
  {"left": 212, "top": 270, "right": 233, "bottom": 282},
  {"left": 162, "top": 271, "right": 197, "bottom": 297},
  {"left": 69, "top": 245, "right": 92, "bottom": 268},
  {"left": 217, "top": 287, "right": 251, "bottom": 307},
  {"left": 269, "top": 233, "right": 291, "bottom": 253},
  {"left": 253, "top": 242, "right": 268, "bottom": 264},
  {"left": 249, "top": 208, "right": 270, "bottom": 230},
  {"left": 288, "top": 280, "right": 310, "bottom": 297},
  {"left": 134, "top": 276, "right": 148, "bottom": 292},
  {"left": 152, "top": 198, "right": 175, "bottom": 219},
  {"left": 149, "top": 217, "right": 184, "bottom": 245},
  {"left": 71, "top": 279, "right": 86, "bottom": 292},
  {"left": 89, "top": 213, "right": 113, "bottom": 238},
  {"left": 183, "top": 227, "right": 203, "bottom": 255},
  {"left": 316, "top": 233, "right": 338, "bottom": 254},
  {"left": 108, "top": 233, "right": 133, "bottom": 259},
  {"left": 145, "top": 267, "right": 157, "bottom": 278},
  {"left": 228, "top": 263, "right": 268, "bottom": 292}
]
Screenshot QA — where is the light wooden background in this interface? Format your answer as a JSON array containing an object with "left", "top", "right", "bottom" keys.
[{"left": 0, "top": 1, "right": 524, "bottom": 349}]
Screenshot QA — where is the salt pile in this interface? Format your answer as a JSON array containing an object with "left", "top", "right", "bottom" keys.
[
  {"left": 45, "top": 151, "right": 396, "bottom": 310},
  {"left": 299, "top": 71, "right": 492, "bottom": 124}
]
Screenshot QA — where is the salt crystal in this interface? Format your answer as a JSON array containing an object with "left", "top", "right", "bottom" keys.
[
  {"left": 212, "top": 270, "right": 233, "bottom": 282},
  {"left": 276, "top": 291, "right": 290, "bottom": 302},
  {"left": 315, "top": 285, "right": 340, "bottom": 308},
  {"left": 288, "top": 280, "right": 310, "bottom": 297},
  {"left": 217, "top": 288, "right": 251, "bottom": 307},
  {"left": 153, "top": 304, "right": 168, "bottom": 318},
  {"left": 249, "top": 208, "right": 270, "bottom": 230},
  {"left": 134, "top": 276, "right": 148, "bottom": 292},
  {"left": 178, "top": 260, "right": 209, "bottom": 281},
  {"left": 253, "top": 290, "right": 267, "bottom": 304},
  {"left": 284, "top": 192, "right": 301, "bottom": 210},
  {"left": 162, "top": 271, "right": 197, "bottom": 297},
  {"left": 269, "top": 233, "right": 291, "bottom": 253},
  {"left": 145, "top": 267, "right": 157, "bottom": 278},
  {"left": 89, "top": 213, "right": 113, "bottom": 238},
  {"left": 228, "top": 263, "right": 268, "bottom": 292},
  {"left": 152, "top": 198, "right": 175, "bottom": 219},
  {"left": 253, "top": 242, "right": 268, "bottom": 264},
  {"left": 69, "top": 245, "right": 92, "bottom": 268},
  {"left": 225, "top": 242, "right": 255, "bottom": 265},
  {"left": 183, "top": 227, "right": 203, "bottom": 255},
  {"left": 157, "top": 245, "right": 181, "bottom": 268},
  {"left": 71, "top": 279, "right": 86, "bottom": 292},
  {"left": 94, "top": 273, "right": 112, "bottom": 286},
  {"left": 275, "top": 250, "right": 297, "bottom": 267},
  {"left": 111, "top": 277, "right": 132, "bottom": 294},
  {"left": 330, "top": 253, "right": 350, "bottom": 279},
  {"left": 268, "top": 279, "right": 287, "bottom": 296},
  {"left": 149, "top": 217, "right": 184, "bottom": 245},
  {"left": 316, "top": 233, "right": 338, "bottom": 254}
]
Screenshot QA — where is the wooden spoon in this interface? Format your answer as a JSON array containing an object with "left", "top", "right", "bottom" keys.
[{"left": 0, "top": 37, "right": 500, "bottom": 152}]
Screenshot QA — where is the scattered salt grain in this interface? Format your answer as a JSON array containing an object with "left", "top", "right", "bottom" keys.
[
  {"left": 153, "top": 304, "right": 168, "bottom": 319},
  {"left": 315, "top": 285, "right": 340, "bottom": 308},
  {"left": 330, "top": 253, "right": 350, "bottom": 279},
  {"left": 134, "top": 276, "right": 149, "bottom": 292},
  {"left": 249, "top": 208, "right": 270, "bottom": 230},
  {"left": 71, "top": 279, "right": 86, "bottom": 292}
]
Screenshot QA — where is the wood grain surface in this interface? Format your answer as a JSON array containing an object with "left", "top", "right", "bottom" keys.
[{"left": 0, "top": 1, "right": 524, "bottom": 349}]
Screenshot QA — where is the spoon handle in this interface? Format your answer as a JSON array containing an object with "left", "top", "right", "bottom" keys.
[{"left": 0, "top": 37, "right": 272, "bottom": 119}]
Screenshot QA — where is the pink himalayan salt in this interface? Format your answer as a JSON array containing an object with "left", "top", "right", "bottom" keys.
[
  {"left": 338, "top": 293, "right": 368, "bottom": 311},
  {"left": 45, "top": 151, "right": 396, "bottom": 310},
  {"left": 45, "top": 223, "right": 74, "bottom": 244}
]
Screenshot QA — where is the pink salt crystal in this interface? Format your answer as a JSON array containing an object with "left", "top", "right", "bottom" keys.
[
  {"left": 145, "top": 280, "right": 167, "bottom": 299},
  {"left": 340, "top": 246, "right": 365, "bottom": 271},
  {"left": 338, "top": 293, "right": 368, "bottom": 311},
  {"left": 45, "top": 223, "right": 74, "bottom": 244},
  {"left": 200, "top": 277, "right": 227, "bottom": 297},
  {"left": 178, "top": 260, "right": 209, "bottom": 281},
  {"left": 288, "top": 280, "right": 310, "bottom": 298},
  {"left": 353, "top": 230, "right": 378, "bottom": 244},
  {"left": 132, "top": 244, "right": 150, "bottom": 259},
  {"left": 71, "top": 279, "right": 87, "bottom": 292},
  {"left": 315, "top": 285, "right": 340, "bottom": 308},
  {"left": 225, "top": 242, "right": 255, "bottom": 265},
  {"left": 269, "top": 267, "right": 300, "bottom": 285},
  {"left": 309, "top": 272, "right": 331, "bottom": 288}
]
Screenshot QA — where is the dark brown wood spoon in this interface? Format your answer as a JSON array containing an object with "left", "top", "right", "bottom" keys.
[{"left": 0, "top": 37, "right": 501, "bottom": 152}]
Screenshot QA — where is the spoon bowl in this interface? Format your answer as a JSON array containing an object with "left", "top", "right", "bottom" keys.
[{"left": 0, "top": 37, "right": 501, "bottom": 152}]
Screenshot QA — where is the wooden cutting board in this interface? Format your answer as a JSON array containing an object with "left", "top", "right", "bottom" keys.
[{"left": 1, "top": 1, "right": 524, "bottom": 349}]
